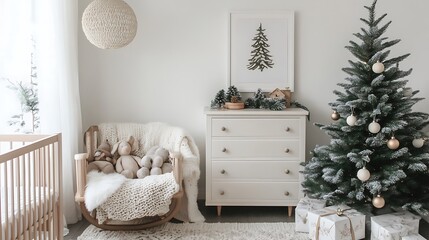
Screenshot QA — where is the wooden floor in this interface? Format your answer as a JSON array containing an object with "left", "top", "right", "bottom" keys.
[{"left": 66, "top": 200, "right": 429, "bottom": 239}]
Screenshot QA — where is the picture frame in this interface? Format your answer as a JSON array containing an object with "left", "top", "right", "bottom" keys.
[{"left": 229, "top": 11, "right": 295, "bottom": 92}]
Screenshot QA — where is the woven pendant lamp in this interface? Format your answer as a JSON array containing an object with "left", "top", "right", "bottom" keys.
[{"left": 82, "top": 0, "right": 137, "bottom": 49}]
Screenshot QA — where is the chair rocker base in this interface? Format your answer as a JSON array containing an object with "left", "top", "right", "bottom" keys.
[{"left": 80, "top": 190, "right": 183, "bottom": 231}]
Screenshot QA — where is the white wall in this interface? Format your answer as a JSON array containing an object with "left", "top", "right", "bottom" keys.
[{"left": 78, "top": 0, "right": 429, "bottom": 199}]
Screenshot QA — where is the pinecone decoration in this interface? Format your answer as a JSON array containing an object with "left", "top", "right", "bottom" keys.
[{"left": 231, "top": 96, "right": 239, "bottom": 103}]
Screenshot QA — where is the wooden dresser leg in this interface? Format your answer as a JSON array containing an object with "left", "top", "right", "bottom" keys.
[
  {"left": 217, "top": 206, "right": 222, "bottom": 216},
  {"left": 288, "top": 206, "right": 293, "bottom": 217}
]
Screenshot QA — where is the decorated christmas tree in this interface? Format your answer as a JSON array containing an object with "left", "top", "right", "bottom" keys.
[{"left": 302, "top": 0, "right": 429, "bottom": 215}]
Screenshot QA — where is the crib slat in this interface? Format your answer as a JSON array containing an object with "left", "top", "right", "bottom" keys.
[
  {"left": 43, "top": 145, "right": 49, "bottom": 240},
  {"left": 56, "top": 137, "right": 63, "bottom": 239},
  {"left": 0, "top": 165, "right": 3, "bottom": 240},
  {"left": 0, "top": 146, "right": 2, "bottom": 238},
  {"left": 3, "top": 159, "right": 9, "bottom": 239},
  {"left": 17, "top": 155, "right": 21, "bottom": 240},
  {"left": 22, "top": 154, "right": 26, "bottom": 240},
  {"left": 31, "top": 149, "right": 36, "bottom": 240},
  {"left": 52, "top": 142, "right": 58, "bottom": 240},
  {"left": 38, "top": 147, "right": 43, "bottom": 240},
  {"left": 47, "top": 144, "right": 52, "bottom": 240},
  {"left": 11, "top": 156, "right": 16, "bottom": 240},
  {"left": 24, "top": 152, "right": 32, "bottom": 240},
  {"left": 42, "top": 146, "right": 46, "bottom": 239},
  {"left": 33, "top": 148, "right": 38, "bottom": 240},
  {"left": 8, "top": 142, "right": 14, "bottom": 240}
]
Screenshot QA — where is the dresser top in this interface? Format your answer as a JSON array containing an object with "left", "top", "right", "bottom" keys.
[{"left": 204, "top": 107, "right": 309, "bottom": 116}]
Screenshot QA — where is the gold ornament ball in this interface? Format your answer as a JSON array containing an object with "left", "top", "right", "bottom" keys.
[
  {"left": 331, "top": 111, "right": 340, "bottom": 121},
  {"left": 387, "top": 136, "right": 400, "bottom": 150},
  {"left": 372, "top": 61, "right": 385, "bottom": 74},
  {"left": 372, "top": 195, "right": 385, "bottom": 208}
]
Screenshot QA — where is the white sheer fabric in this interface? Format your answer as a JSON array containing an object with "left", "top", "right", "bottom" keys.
[
  {"left": 0, "top": 1, "right": 33, "bottom": 132},
  {"left": 34, "top": 0, "right": 83, "bottom": 225},
  {"left": 1, "top": 0, "right": 82, "bottom": 227}
]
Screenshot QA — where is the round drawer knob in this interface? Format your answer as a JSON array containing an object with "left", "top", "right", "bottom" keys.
[
  {"left": 284, "top": 191, "right": 290, "bottom": 196},
  {"left": 222, "top": 148, "right": 227, "bottom": 152},
  {"left": 221, "top": 169, "right": 226, "bottom": 174},
  {"left": 285, "top": 148, "right": 290, "bottom": 153},
  {"left": 221, "top": 127, "right": 226, "bottom": 131},
  {"left": 284, "top": 169, "right": 290, "bottom": 174},
  {"left": 220, "top": 191, "right": 225, "bottom": 195},
  {"left": 285, "top": 127, "right": 290, "bottom": 132}
]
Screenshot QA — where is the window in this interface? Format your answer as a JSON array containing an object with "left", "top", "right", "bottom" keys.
[{"left": 0, "top": 1, "right": 39, "bottom": 133}]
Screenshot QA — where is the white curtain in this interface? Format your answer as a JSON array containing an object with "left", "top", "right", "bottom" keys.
[
  {"left": 0, "top": 1, "right": 32, "bottom": 132},
  {"left": 34, "top": 0, "right": 83, "bottom": 225}
]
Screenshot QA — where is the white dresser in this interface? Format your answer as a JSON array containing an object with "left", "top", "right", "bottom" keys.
[{"left": 204, "top": 107, "right": 309, "bottom": 216}]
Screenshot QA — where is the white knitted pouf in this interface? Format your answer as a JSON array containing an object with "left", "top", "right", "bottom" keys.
[{"left": 82, "top": 0, "right": 137, "bottom": 49}]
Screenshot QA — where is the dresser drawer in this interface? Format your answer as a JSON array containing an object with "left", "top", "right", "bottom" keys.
[
  {"left": 212, "top": 118, "right": 300, "bottom": 138},
  {"left": 212, "top": 139, "right": 300, "bottom": 159},
  {"left": 212, "top": 161, "right": 299, "bottom": 180},
  {"left": 211, "top": 182, "right": 299, "bottom": 202}
]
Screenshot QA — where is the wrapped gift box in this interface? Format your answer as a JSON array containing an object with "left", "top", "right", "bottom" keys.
[
  {"left": 402, "top": 234, "right": 426, "bottom": 240},
  {"left": 295, "top": 197, "right": 326, "bottom": 232},
  {"left": 371, "top": 211, "right": 421, "bottom": 240},
  {"left": 308, "top": 205, "right": 366, "bottom": 240}
]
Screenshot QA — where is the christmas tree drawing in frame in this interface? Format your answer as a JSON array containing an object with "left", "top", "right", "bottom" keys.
[
  {"left": 302, "top": 0, "right": 429, "bottom": 215},
  {"left": 229, "top": 12, "right": 294, "bottom": 92},
  {"left": 247, "top": 23, "right": 274, "bottom": 72}
]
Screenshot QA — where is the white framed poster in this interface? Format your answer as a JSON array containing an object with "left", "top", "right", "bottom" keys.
[{"left": 229, "top": 11, "right": 294, "bottom": 92}]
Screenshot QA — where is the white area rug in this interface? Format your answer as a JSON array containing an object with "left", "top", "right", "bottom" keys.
[{"left": 78, "top": 222, "right": 308, "bottom": 240}]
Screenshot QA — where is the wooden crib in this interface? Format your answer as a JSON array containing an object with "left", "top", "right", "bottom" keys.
[{"left": 0, "top": 134, "right": 63, "bottom": 240}]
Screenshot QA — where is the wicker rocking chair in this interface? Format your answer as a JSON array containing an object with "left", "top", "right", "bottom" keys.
[{"left": 74, "top": 123, "right": 192, "bottom": 230}]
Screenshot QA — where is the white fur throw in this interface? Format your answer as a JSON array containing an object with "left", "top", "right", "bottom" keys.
[
  {"left": 85, "top": 171, "right": 127, "bottom": 212},
  {"left": 97, "top": 122, "right": 205, "bottom": 223}
]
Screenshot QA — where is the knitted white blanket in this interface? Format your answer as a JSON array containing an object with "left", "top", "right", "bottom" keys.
[
  {"left": 97, "top": 122, "right": 205, "bottom": 223},
  {"left": 95, "top": 173, "right": 179, "bottom": 224}
]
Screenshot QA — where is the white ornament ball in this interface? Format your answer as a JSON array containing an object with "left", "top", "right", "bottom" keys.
[
  {"left": 357, "top": 167, "right": 370, "bottom": 182},
  {"left": 368, "top": 121, "right": 381, "bottom": 134},
  {"left": 412, "top": 138, "right": 425, "bottom": 148},
  {"left": 403, "top": 87, "right": 413, "bottom": 97},
  {"left": 372, "top": 194, "right": 385, "bottom": 208},
  {"left": 387, "top": 136, "right": 400, "bottom": 150},
  {"left": 346, "top": 115, "right": 357, "bottom": 126},
  {"left": 372, "top": 61, "right": 385, "bottom": 74}
]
